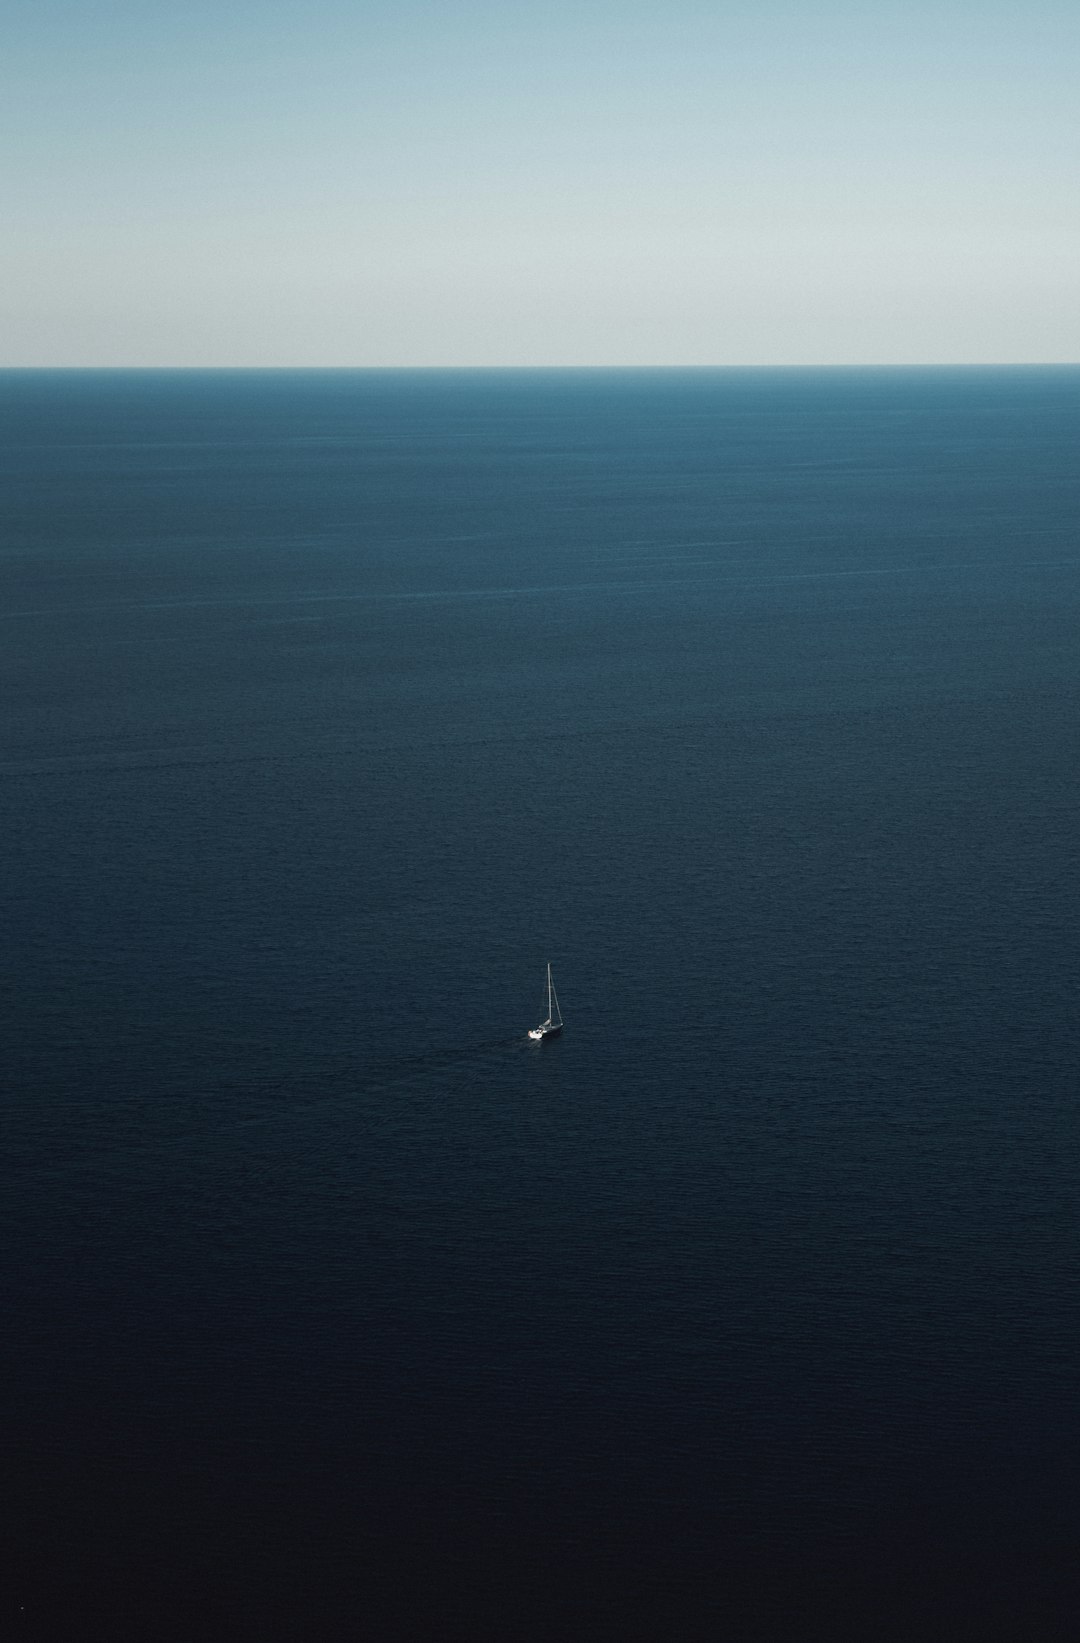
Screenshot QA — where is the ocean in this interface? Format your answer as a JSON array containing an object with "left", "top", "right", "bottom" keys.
[{"left": 3, "top": 367, "right": 1079, "bottom": 1639}]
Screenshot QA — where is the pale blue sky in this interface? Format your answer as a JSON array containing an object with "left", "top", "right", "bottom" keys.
[{"left": 3, "top": 0, "right": 1077, "bottom": 364}]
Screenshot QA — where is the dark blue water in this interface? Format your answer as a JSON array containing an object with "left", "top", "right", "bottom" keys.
[{"left": 4, "top": 368, "right": 1079, "bottom": 1640}]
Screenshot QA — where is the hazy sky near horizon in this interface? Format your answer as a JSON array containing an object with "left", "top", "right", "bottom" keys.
[{"left": 3, "top": 0, "right": 1077, "bottom": 365}]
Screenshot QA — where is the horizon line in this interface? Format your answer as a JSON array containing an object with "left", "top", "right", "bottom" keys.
[{"left": 2, "top": 361, "right": 1078, "bottom": 372}]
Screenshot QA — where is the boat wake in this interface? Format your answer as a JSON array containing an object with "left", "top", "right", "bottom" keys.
[{"left": 360, "top": 1036, "right": 522, "bottom": 1086}]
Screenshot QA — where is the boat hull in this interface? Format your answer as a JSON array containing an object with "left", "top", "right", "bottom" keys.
[{"left": 528, "top": 1023, "right": 562, "bottom": 1041}]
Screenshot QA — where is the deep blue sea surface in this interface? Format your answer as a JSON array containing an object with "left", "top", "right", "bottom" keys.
[{"left": 3, "top": 368, "right": 1079, "bottom": 1640}]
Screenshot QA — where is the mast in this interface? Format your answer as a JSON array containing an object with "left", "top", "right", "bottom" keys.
[{"left": 548, "top": 964, "right": 561, "bottom": 1028}]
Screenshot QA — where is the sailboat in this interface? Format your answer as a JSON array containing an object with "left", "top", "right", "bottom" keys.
[{"left": 528, "top": 963, "right": 563, "bottom": 1040}]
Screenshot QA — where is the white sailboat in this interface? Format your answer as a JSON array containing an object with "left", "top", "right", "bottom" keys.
[{"left": 528, "top": 963, "right": 563, "bottom": 1041}]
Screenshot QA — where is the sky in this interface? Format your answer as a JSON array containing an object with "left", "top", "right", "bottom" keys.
[{"left": 2, "top": 0, "right": 1077, "bottom": 365}]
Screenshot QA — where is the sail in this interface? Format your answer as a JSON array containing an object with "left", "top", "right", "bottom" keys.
[{"left": 529, "top": 962, "right": 563, "bottom": 1038}]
